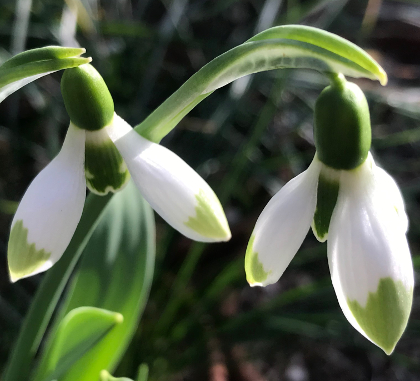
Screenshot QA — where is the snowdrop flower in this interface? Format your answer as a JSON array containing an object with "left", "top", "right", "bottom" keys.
[
  {"left": 245, "top": 74, "right": 413, "bottom": 354},
  {"left": 8, "top": 64, "right": 231, "bottom": 282}
]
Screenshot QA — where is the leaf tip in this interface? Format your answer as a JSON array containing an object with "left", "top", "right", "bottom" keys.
[{"left": 114, "top": 313, "right": 124, "bottom": 324}]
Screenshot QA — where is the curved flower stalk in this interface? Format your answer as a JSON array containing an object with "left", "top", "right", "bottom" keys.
[
  {"left": 245, "top": 74, "right": 413, "bottom": 354},
  {"left": 8, "top": 64, "right": 231, "bottom": 282}
]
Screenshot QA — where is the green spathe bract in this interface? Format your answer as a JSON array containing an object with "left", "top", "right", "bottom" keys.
[
  {"left": 8, "top": 220, "right": 51, "bottom": 282},
  {"left": 347, "top": 277, "right": 412, "bottom": 355},
  {"left": 312, "top": 169, "right": 340, "bottom": 242},
  {"left": 61, "top": 64, "right": 114, "bottom": 131},
  {"left": 0, "top": 46, "right": 91, "bottom": 103},
  {"left": 245, "top": 235, "right": 271, "bottom": 285},
  {"left": 1, "top": 47, "right": 87, "bottom": 69},
  {"left": 85, "top": 128, "right": 130, "bottom": 195},
  {"left": 185, "top": 189, "right": 230, "bottom": 240},
  {"left": 314, "top": 76, "right": 371, "bottom": 170},
  {"left": 135, "top": 25, "right": 386, "bottom": 143}
]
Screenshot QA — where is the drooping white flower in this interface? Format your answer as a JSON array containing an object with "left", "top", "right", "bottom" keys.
[
  {"left": 245, "top": 153, "right": 413, "bottom": 354},
  {"left": 8, "top": 64, "right": 231, "bottom": 282},
  {"left": 245, "top": 75, "right": 414, "bottom": 354}
]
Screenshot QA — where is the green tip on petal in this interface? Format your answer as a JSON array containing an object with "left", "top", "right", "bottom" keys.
[
  {"left": 347, "top": 277, "right": 413, "bottom": 355},
  {"left": 61, "top": 64, "right": 114, "bottom": 131},
  {"left": 85, "top": 125, "right": 130, "bottom": 195},
  {"left": 7, "top": 220, "right": 51, "bottom": 282},
  {"left": 184, "top": 189, "right": 231, "bottom": 241},
  {"left": 245, "top": 235, "right": 271, "bottom": 286}
]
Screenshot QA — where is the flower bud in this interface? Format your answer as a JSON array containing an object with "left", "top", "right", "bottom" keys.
[
  {"left": 314, "top": 75, "right": 371, "bottom": 170},
  {"left": 61, "top": 64, "right": 114, "bottom": 131}
]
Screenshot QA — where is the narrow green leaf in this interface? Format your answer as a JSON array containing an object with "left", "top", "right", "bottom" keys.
[
  {"left": 2, "top": 193, "right": 113, "bottom": 381},
  {"left": 136, "top": 363, "right": 149, "bottom": 381},
  {"left": 135, "top": 25, "right": 386, "bottom": 143},
  {"left": 0, "top": 46, "right": 91, "bottom": 102},
  {"left": 100, "top": 370, "right": 133, "bottom": 381},
  {"left": 33, "top": 307, "right": 123, "bottom": 381},
  {"left": 50, "top": 181, "right": 155, "bottom": 381}
]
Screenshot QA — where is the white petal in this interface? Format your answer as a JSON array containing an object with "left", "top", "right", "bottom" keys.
[
  {"left": 245, "top": 156, "right": 321, "bottom": 286},
  {"left": 8, "top": 124, "right": 86, "bottom": 281},
  {"left": 374, "top": 165, "right": 408, "bottom": 233},
  {"left": 328, "top": 155, "right": 414, "bottom": 354},
  {"left": 0, "top": 72, "right": 54, "bottom": 103},
  {"left": 106, "top": 115, "right": 230, "bottom": 242}
]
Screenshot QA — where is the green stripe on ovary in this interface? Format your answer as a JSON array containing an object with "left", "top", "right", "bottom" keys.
[
  {"left": 312, "top": 171, "right": 339, "bottom": 242},
  {"left": 184, "top": 189, "right": 230, "bottom": 240},
  {"left": 85, "top": 133, "right": 130, "bottom": 195},
  {"left": 347, "top": 277, "right": 412, "bottom": 355},
  {"left": 8, "top": 220, "right": 51, "bottom": 281},
  {"left": 245, "top": 235, "right": 271, "bottom": 285}
]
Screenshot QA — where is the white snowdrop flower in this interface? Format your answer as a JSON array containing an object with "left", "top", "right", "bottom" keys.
[
  {"left": 245, "top": 74, "right": 413, "bottom": 354},
  {"left": 8, "top": 64, "right": 230, "bottom": 282}
]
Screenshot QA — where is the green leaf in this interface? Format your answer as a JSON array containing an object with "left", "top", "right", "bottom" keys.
[
  {"left": 100, "top": 370, "right": 133, "bottom": 381},
  {"left": 2, "top": 193, "right": 113, "bottom": 381},
  {"left": 135, "top": 25, "right": 386, "bottom": 143},
  {"left": 0, "top": 46, "right": 91, "bottom": 102},
  {"left": 136, "top": 364, "right": 149, "bottom": 381},
  {"left": 50, "top": 181, "right": 155, "bottom": 381},
  {"left": 33, "top": 307, "right": 123, "bottom": 381}
]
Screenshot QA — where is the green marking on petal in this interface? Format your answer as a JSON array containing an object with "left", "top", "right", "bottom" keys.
[
  {"left": 8, "top": 220, "right": 51, "bottom": 282},
  {"left": 184, "top": 189, "right": 231, "bottom": 240},
  {"left": 85, "top": 128, "right": 130, "bottom": 195},
  {"left": 347, "top": 277, "right": 413, "bottom": 355},
  {"left": 312, "top": 168, "right": 339, "bottom": 242},
  {"left": 245, "top": 235, "right": 271, "bottom": 285}
]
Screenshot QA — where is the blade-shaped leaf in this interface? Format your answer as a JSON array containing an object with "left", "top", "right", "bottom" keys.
[
  {"left": 100, "top": 370, "right": 134, "bottom": 381},
  {"left": 0, "top": 46, "right": 91, "bottom": 102},
  {"left": 49, "top": 180, "right": 155, "bottom": 381},
  {"left": 33, "top": 307, "right": 123, "bottom": 381},
  {"left": 135, "top": 25, "right": 386, "bottom": 143},
  {"left": 2, "top": 193, "right": 113, "bottom": 381}
]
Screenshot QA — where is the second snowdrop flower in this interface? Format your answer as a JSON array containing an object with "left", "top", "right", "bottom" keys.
[
  {"left": 245, "top": 74, "right": 414, "bottom": 354},
  {"left": 8, "top": 64, "right": 230, "bottom": 282}
]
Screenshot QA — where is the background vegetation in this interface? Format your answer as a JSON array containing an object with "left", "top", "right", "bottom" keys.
[{"left": 0, "top": 0, "right": 419, "bottom": 380}]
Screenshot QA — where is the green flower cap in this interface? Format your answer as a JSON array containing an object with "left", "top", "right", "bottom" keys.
[
  {"left": 314, "top": 74, "right": 371, "bottom": 170},
  {"left": 61, "top": 64, "right": 114, "bottom": 131}
]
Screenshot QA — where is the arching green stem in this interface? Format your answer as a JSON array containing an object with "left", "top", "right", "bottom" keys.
[{"left": 134, "top": 25, "right": 386, "bottom": 143}]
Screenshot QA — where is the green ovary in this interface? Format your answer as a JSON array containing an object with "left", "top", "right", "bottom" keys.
[
  {"left": 347, "top": 277, "right": 412, "bottom": 355},
  {"left": 245, "top": 235, "right": 270, "bottom": 285},
  {"left": 312, "top": 171, "right": 339, "bottom": 242},
  {"left": 184, "top": 189, "right": 230, "bottom": 240},
  {"left": 85, "top": 137, "right": 130, "bottom": 195},
  {"left": 8, "top": 220, "right": 51, "bottom": 281}
]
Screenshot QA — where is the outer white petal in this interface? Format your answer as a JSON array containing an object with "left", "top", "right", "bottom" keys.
[
  {"left": 374, "top": 165, "right": 408, "bottom": 233},
  {"left": 328, "top": 154, "right": 414, "bottom": 354},
  {"left": 106, "top": 114, "right": 230, "bottom": 242},
  {"left": 8, "top": 124, "right": 86, "bottom": 281},
  {"left": 245, "top": 156, "right": 321, "bottom": 286}
]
